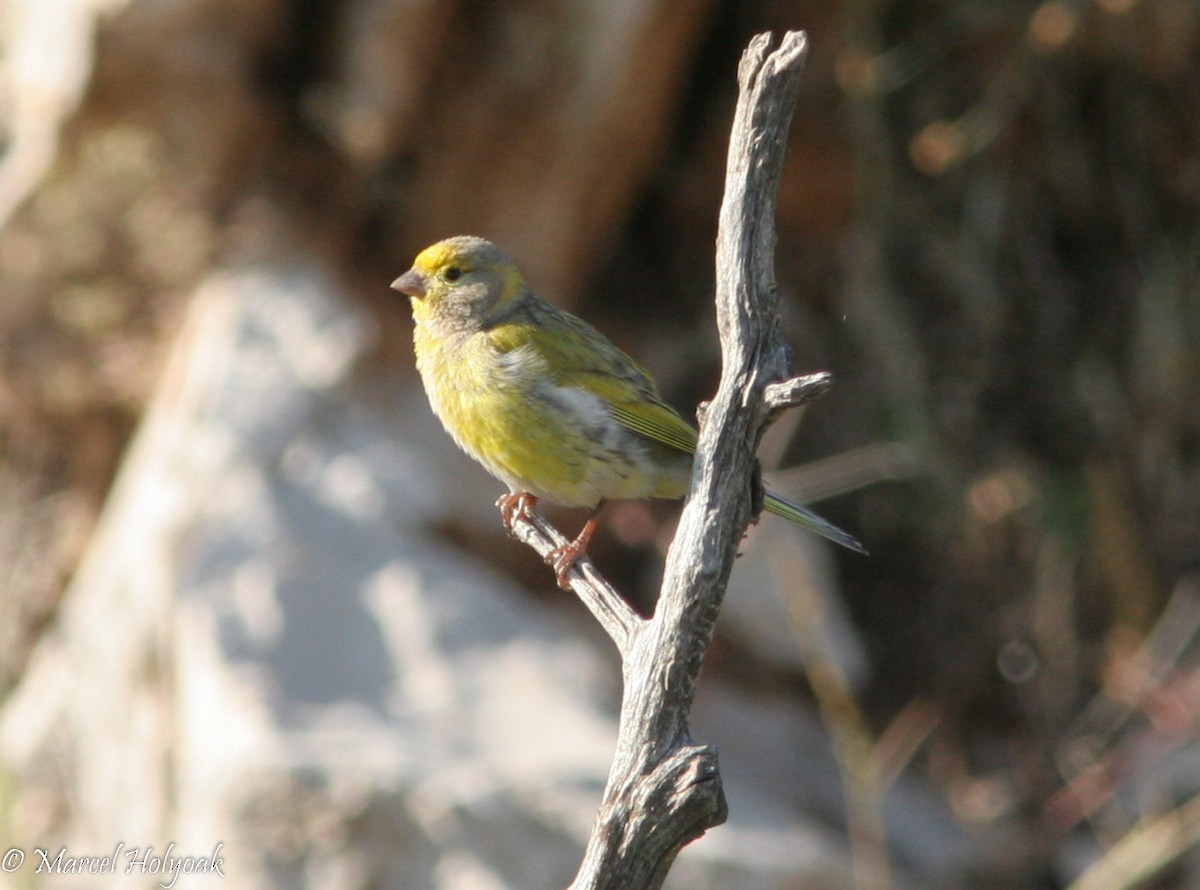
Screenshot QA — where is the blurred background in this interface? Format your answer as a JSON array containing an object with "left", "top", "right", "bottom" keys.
[{"left": 1, "top": 0, "right": 1198, "bottom": 887}]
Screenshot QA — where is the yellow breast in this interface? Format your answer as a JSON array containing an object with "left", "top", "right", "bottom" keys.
[{"left": 413, "top": 322, "right": 687, "bottom": 508}]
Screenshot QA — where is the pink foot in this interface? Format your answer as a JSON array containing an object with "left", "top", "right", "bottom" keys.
[{"left": 495, "top": 491, "right": 538, "bottom": 535}]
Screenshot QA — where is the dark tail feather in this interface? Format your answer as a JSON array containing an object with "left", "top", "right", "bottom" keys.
[{"left": 763, "top": 490, "right": 867, "bottom": 555}]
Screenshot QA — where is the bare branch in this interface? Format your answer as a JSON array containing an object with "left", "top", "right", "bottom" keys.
[
  {"left": 764, "top": 371, "right": 834, "bottom": 414},
  {"left": 508, "top": 511, "right": 643, "bottom": 658},
  {"left": 560, "top": 31, "right": 814, "bottom": 889}
]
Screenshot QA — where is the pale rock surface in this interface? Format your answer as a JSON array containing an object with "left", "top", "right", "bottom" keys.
[
  {"left": 0, "top": 264, "right": 969, "bottom": 888},
  {"left": 0, "top": 266, "right": 818, "bottom": 888},
  {"left": 0, "top": 266, "right": 603, "bottom": 888}
]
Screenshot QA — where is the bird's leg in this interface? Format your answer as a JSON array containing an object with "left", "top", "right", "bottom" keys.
[
  {"left": 496, "top": 491, "right": 538, "bottom": 535},
  {"left": 547, "top": 500, "right": 606, "bottom": 591}
]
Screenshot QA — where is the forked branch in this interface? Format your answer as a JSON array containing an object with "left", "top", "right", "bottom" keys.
[{"left": 513, "top": 30, "right": 816, "bottom": 889}]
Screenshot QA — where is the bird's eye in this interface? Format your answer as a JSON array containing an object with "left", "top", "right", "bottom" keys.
[{"left": 443, "top": 266, "right": 462, "bottom": 282}]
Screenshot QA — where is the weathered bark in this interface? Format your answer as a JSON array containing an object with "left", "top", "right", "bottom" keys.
[{"left": 509, "top": 31, "right": 817, "bottom": 889}]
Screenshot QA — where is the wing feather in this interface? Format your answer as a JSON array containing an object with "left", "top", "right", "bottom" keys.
[{"left": 487, "top": 298, "right": 698, "bottom": 454}]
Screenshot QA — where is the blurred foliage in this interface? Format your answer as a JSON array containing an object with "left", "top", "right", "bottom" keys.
[{"left": 1, "top": 0, "right": 1199, "bottom": 886}]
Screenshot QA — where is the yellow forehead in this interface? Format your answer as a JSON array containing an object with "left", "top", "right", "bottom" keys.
[
  {"left": 413, "top": 241, "right": 463, "bottom": 274},
  {"left": 410, "top": 237, "right": 526, "bottom": 301}
]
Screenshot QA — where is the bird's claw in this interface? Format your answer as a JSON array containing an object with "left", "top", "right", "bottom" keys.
[
  {"left": 546, "top": 540, "right": 585, "bottom": 591},
  {"left": 496, "top": 492, "right": 538, "bottom": 536},
  {"left": 545, "top": 507, "right": 601, "bottom": 591},
  {"left": 497, "top": 493, "right": 600, "bottom": 591}
]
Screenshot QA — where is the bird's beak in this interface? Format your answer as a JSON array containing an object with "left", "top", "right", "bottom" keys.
[{"left": 391, "top": 269, "right": 426, "bottom": 298}]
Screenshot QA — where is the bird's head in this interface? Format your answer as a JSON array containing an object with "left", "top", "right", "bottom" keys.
[{"left": 392, "top": 236, "right": 526, "bottom": 333}]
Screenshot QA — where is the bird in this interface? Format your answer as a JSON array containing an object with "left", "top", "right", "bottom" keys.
[{"left": 392, "top": 236, "right": 864, "bottom": 588}]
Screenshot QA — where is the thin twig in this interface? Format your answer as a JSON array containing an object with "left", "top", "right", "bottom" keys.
[
  {"left": 1067, "top": 792, "right": 1200, "bottom": 890},
  {"left": 764, "top": 371, "right": 833, "bottom": 415},
  {"left": 508, "top": 512, "right": 643, "bottom": 658}
]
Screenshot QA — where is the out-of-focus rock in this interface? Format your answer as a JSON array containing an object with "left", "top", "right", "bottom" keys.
[
  {"left": 0, "top": 263, "right": 976, "bottom": 888},
  {"left": 0, "top": 266, "right": 617, "bottom": 888},
  {"left": 0, "top": 0, "right": 722, "bottom": 692}
]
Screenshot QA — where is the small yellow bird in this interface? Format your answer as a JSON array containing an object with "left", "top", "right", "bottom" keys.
[{"left": 392, "top": 236, "right": 864, "bottom": 588}]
